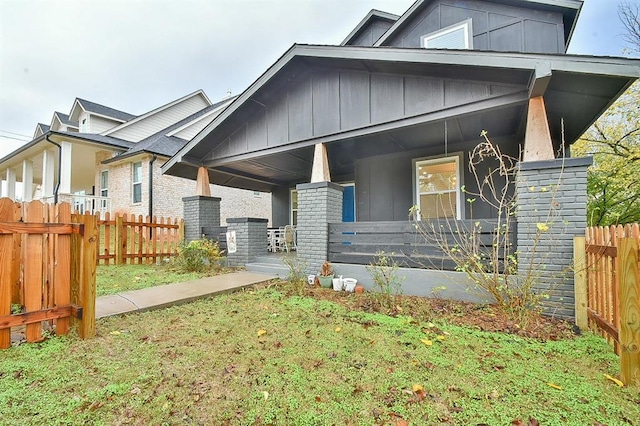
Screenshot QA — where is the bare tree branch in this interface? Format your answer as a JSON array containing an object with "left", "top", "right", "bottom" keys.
[{"left": 619, "top": 1, "right": 640, "bottom": 53}]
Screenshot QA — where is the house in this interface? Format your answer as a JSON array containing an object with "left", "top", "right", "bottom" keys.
[
  {"left": 0, "top": 90, "right": 272, "bottom": 223},
  {"left": 162, "top": 0, "right": 639, "bottom": 318}
]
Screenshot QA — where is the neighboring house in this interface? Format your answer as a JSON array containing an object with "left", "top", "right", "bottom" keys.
[
  {"left": 164, "top": 0, "right": 639, "bottom": 226},
  {"left": 0, "top": 90, "right": 272, "bottom": 223}
]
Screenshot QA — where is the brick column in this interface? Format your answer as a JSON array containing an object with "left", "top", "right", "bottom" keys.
[
  {"left": 296, "top": 182, "right": 343, "bottom": 275},
  {"left": 516, "top": 157, "right": 591, "bottom": 319},
  {"left": 182, "top": 196, "right": 221, "bottom": 243},
  {"left": 226, "top": 217, "right": 268, "bottom": 267}
]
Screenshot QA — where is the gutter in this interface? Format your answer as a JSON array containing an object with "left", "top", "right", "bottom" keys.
[{"left": 45, "top": 134, "right": 62, "bottom": 204}]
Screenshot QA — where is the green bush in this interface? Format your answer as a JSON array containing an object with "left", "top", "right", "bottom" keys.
[{"left": 174, "top": 238, "right": 224, "bottom": 273}]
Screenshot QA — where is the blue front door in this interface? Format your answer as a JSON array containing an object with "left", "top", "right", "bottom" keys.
[{"left": 342, "top": 185, "right": 355, "bottom": 222}]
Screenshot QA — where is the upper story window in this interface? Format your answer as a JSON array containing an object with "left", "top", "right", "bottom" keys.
[
  {"left": 132, "top": 162, "right": 142, "bottom": 204},
  {"left": 80, "top": 117, "right": 88, "bottom": 132},
  {"left": 421, "top": 19, "right": 473, "bottom": 50}
]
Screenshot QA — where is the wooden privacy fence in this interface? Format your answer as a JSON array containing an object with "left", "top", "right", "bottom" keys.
[
  {"left": 0, "top": 199, "right": 97, "bottom": 349},
  {"left": 97, "top": 212, "right": 184, "bottom": 265},
  {"left": 328, "top": 219, "right": 516, "bottom": 270},
  {"left": 574, "top": 224, "right": 640, "bottom": 386}
]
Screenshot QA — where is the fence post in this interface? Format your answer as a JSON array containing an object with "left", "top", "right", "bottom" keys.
[
  {"left": 80, "top": 213, "right": 97, "bottom": 339},
  {"left": 115, "top": 215, "right": 124, "bottom": 265},
  {"left": 617, "top": 237, "right": 640, "bottom": 386},
  {"left": 0, "top": 198, "right": 15, "bottom": 349},
  {"left": 574, "top": 236, "right": 588, "bottom": 331}
]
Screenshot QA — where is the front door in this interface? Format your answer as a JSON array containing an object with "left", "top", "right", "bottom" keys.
[{"left": 342, "top": 184, "right": 355, "bottom": 222}]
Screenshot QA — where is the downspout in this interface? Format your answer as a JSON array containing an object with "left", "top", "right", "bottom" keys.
[
  {"left": 45, "top": 135, "right": 62, "bottom": 204},
  {"left": 149, "top": 155, "right": 157, "bottom": 218},
  {"left": 148, "top": 155, "right": 157, "bottom": 239}
]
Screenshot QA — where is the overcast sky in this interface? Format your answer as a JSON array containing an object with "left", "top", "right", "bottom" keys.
[{"left": 1, "top": 0, "right": 638, "bottom": 159}]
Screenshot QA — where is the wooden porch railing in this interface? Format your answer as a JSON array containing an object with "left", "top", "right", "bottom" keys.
[{"left": 328, "top": 219, "right": 516, "bottom": 270}]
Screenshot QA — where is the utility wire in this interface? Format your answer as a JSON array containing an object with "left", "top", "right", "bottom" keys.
[{"left": 0, "top": 129, "right": 31, "bottom": 139}]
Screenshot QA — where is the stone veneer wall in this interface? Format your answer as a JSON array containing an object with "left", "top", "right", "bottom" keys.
[
  {"left": 516, "top": 157, "right": 591, "bottom": 319},
  {"left": 296, "top": 182, "right": 343, "bottom": 275},
  {"left": 226, "top": 218, "right": 268, "bottom": 267}
]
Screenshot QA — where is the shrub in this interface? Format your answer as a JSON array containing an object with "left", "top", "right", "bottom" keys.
[
  {"left": 366, "top": 251, "right": 404, "bottom": 311},
  {"left": 174, "top": 238, "right": 224, "bottom": 273}
]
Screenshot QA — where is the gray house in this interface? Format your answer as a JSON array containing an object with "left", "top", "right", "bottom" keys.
[{"left": 164, "top": 0, "right": 639, "bottom": 317}]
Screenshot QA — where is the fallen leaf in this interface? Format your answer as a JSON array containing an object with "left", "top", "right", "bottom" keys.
[
  {"left": 257, "top": 329, "right": 267, "bottom": 337},
  {"left": 315, "top": 396, "right": 321, "bottom": 402},
  {"left": 421, "top": 339, "right": 433, "bottom": 346},
  {"left": 262, "top": 391, "right": 269, "bottom": 401},
  {"left": 528, "top": 417, "right": 540, "bottom": 426},
  {"left": 512, "top": 420, "right": 525, "bottom": 426},
  {"left": 109, "top": 330, "right": 121, "bottom": 335},
  {"left": 547, "top": 382, "right": 562, "bottom": 390},
  {"left": 396, "top": 420, "right": 409, "bottom": 426},
  {"left": 604, "top": 374, "right": 624, "bottom": 387},
  {"left": 412, "top": 384, "right": 424, "bottom": 393},
  {"left": 426, "top": 322, "right": 435, "bottom": 328},
  {"left": 436, "top": 335, "right": 445, "bottom": 341},
  {"left": 334, "top": 327, "right": 342, "bottom": 332}
]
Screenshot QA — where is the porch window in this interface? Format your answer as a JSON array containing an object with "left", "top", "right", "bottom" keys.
[
  {"left": 132, "top": 162, "right": 142, "bottom": 204},
  {"left": 290, "top": 189, "right": 298, "bottom": 226},
  {"left": 414, "top": 155, "right": 462, "bottom": 219},
  {"left": 421, "top": 19, "right": 473, "bottom": 50}
]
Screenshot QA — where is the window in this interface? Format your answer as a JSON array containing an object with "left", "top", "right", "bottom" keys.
[
  {"left": 132, "top": 162, "right": 142, "bottom": 204},
  {"left": 414, "top": 155, "right": 462, "bottom": 220},
  {"left": 290, "top": 189, "right": 298, "bottom": 226},
  {"left": 100, "top": 170, "right": 108, "bottom": 198},
  {"left": 421, "top": 19, "right": 473, "bottom": 50},
  {"left": 80, "top": 117, "right": 88, "bottom": 132}
]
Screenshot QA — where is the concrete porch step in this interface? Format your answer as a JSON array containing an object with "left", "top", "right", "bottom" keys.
[{"left": 245, "top": 261, "right": 289, "bottom": 278}]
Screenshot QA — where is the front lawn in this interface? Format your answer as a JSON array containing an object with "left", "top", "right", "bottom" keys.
[{"left": 1, "top": 286, "right": 637, "bottom": 425}]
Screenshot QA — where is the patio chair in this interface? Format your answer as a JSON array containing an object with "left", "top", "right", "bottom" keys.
[{"left": 283, "top": 225, "right": 297, "bottom": 252}]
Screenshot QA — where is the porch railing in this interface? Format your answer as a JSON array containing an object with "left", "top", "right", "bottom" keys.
[
  {"left": 328, "top": 219, "right": 517, "bottom": 271},
  {"left": 42, "top": 194, "right": 111, "bottom": 216}
]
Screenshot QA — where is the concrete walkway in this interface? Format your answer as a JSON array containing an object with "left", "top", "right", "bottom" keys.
[{"left": 96, "top": 271, "right": 276, "bottom": 319}]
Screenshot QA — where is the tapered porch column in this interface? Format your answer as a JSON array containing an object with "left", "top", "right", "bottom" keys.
[
  {"left": 22, "top": 160, "right": 34, "bottom": 202},
  {"left": 59, "top": 142, "right": 72, "bottom": 194},
  {"left": 41, "top": 149, "right": 56, "bottom": 200},
  {"left": 195, "top": 166, "right": 211, "bottom": 196},
  {"left": 523, "top": 96, "right": 554, "bottom": 161},
  {"left": 297, "top": 143, "right": 343, "bottom": 275},
  {"left": 5, "top": 168, "right": 16, "bottom": 200}
]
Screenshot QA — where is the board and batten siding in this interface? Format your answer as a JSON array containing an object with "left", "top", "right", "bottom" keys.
[
  {"left": 90, "top": 116, "right": 122, "bottom": 134},
  {"left": 211, "top": 69, "right": 523, "bottom": 161},
  {"left": 382, "top": 0, "right": 564, "bottom": 54},
  {"left": 107, "top": 95, "right": 210, "bottom": 142},
  {"left": 347, "top": 19, "right": 396, "bottom": 47}
]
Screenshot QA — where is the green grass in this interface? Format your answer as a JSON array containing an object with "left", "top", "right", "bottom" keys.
[{"left": 1, "top": 287, "right": 638, "bottom": 425}]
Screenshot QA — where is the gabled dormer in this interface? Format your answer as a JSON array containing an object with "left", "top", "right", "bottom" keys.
[
  {"left": 341, "top": 9, "right": 399, "bottom": 47},
  {"left": 68, "top": 98, "right": 136, "bottom": 134},
  {"left": 372, "top": 0, "right": 582, "bottom": 54},
  {"left": 50, "top": 112, "right": 78, "bottom": 133},
  {"left": 102, "top": 90, "right": 212, "bottom": 143},
  {"left": 33, "top": 123, "right": 50, "bottom": 139}
]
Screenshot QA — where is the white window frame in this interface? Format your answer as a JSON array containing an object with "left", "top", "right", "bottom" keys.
[
  {"left": 421, "top": 19, "right": 473, "bottom": 50},
  {"left": 80, "top": 115, "right": 89, "bottom": 132},
  {"left": 100, "top": 170, "right": 108, "bottom": 198},
  {"left": 132, "top": 162, "right": 142, "bottom": 204},
  {"left": 412, "top": 153, "right": 464, "bottom": 220}
]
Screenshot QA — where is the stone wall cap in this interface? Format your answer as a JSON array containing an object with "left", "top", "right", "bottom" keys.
[
  {"left": 296, "top": 181, "right": 345, "bottom": 191},
  {"left": 182, "top": 195, "right": 222, "bottom": 202},
  {"left": 519, "top": 156, "right": 592, "bottom": 172},
  {"left": 226, "top": 217, "right": 269, "bottom": 223}
]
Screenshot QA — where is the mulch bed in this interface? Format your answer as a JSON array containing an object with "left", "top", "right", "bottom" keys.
[{"left": 293, "top": 286, "right": 578, "bottom": 341}]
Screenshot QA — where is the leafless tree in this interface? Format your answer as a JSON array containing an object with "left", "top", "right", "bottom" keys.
[{"left": 619, "top": 1, "right": 640, "bottom": 53}]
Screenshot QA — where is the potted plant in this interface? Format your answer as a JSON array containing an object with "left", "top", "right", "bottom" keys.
[{"left": 317, "top": 261, "right": 334, "bottom": 288}]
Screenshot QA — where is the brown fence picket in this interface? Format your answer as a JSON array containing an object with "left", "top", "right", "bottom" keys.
[
  {"left": 55, "top": 203, "right": 72, "bottom": 335},
  {"left": 24, "top": 201, "right": 44, "bottom": 342},
  {"left": 0, "top": 198, "right": 15, "bottom": 348}
]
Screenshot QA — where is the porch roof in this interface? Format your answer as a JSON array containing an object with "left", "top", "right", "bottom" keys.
[{"left": 163, "top": 44, "right": 640, "bottom": 193}]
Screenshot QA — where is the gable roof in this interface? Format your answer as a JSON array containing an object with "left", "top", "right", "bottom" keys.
[
  {"left": 70, "top": 98, "right": 137, "bottom": 122},
  {"left": 51, "top": 111, "right": 78, "bottom": 128},
  {"left": 374, "top": 0, "right": 583, "bottom": 48},
  {"left": 162, "top": 43, "right": 639, "bottom": 189},
  {"left": 341, "top": 9, "right": 399, "bottom": 46},
  {"left": 101, "top": 89, "right": 212, "bottom": 138}
]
